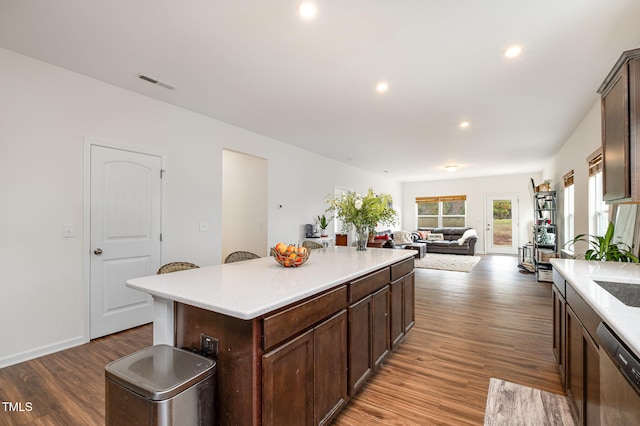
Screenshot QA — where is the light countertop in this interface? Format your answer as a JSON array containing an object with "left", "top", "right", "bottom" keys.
[
  {"left": 127, "top": 247, "right": 414, "bottom": 320},
  {"left": 550, "top": 258, "right": 640, "bottom": 356}
]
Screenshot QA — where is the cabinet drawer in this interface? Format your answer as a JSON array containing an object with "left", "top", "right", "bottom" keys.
[
  {"left": 566, "top": 284, "right": 602, "bottom": 346},
  {"left": 263, "top": 285, "right": 347, "bottom": 350},
  {"left": 552, "top": 268, "right": 566, "bottom": 297},
  {"left": 390, "top": 257, "right": 414, "bottom": 281},
  {"left": 349, "top": 267, "right": 390, "bottom": 303}
]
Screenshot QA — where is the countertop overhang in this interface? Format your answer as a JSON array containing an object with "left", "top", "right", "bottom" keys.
[
  {"left": 127, "top": 247, "right": 414, "bottom": 320},
  {"left": 550, "top": 258, "right": 640, "bottom": 356}
]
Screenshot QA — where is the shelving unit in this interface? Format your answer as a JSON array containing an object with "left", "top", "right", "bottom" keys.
[{"left": 532, "top": 191, "right": 557, "bottom": 282}]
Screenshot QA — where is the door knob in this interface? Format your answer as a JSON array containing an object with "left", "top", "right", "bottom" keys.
[{"left": 94, "top": 248, "right": 103, "bottom": 255}]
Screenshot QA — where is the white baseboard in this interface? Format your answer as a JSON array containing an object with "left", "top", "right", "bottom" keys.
[{"left": 0, "top": 336, "right": 88, "bottom": 369}]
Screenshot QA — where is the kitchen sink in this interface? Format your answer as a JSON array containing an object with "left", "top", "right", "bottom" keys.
[{"left": 594, "top": 280, "right": 640, "bottom": 308}]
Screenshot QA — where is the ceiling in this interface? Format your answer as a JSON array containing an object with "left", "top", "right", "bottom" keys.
[{"left": 2, "top": 1, "right": 640, "bottom": 182}]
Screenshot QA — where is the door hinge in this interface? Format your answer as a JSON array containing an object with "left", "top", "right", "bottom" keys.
[
  {"left": 160, "top": 233, "right": 163, "bottom": 242},
  {"left": 160, "top": 169, "right": 166, "bottom": 178}
]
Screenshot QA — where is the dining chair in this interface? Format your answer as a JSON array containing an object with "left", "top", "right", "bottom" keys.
[
  {"left": 302, "top": 240, "right": 325, "bottom": 250},
  {"left": 157, "top": 262, "right": 200, "bottom": 274},
  {"left": 224, "top": 251, "right": 260, "bottom": 263}
]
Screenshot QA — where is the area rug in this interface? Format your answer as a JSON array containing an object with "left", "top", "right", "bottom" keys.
[
  {"left": 484, "top": 378, "right": 577, "bottom": 426},
  {"left": 414, "top": 253, "right": 481, "bottom": 272}
]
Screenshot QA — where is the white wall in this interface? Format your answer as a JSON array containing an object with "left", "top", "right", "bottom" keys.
[
  {"left": 0, "top": 47, "right": 400, "bottom": 367},
  {"left": 222, "top": 150, "right": 268, "bottom": 260},
  {"left": 401, "top": 173, "right": 541, "bottom": 254},
  {"left": 543, "top": 100, "right": 602, "bottom": 248}
]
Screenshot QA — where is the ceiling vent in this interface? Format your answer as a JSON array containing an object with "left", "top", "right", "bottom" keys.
[{"left": 138, "top": 73, "right": 176, "bottom": 90}]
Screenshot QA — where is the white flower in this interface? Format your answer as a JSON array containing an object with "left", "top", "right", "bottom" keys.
[{"left": 354, "top": 198, "right": 363, "bottom": 210}]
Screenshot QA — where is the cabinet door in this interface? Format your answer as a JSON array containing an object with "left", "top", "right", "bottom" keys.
[
  {"left": 403, "top": 271, "right": 415, "bottom": 333},
  {"left": 371, "top": 286, "right": 390, "bottom": 369},
  {"left": 583, "top": 331, "right": 600, "bottom": 426},
  {"left": 314, "top": 310, "right": 348, "bottom": 426},
  {"left": 602, "top": 66, "right": 631, "bottom": 202},
  {"left": 348, "top": 296, "right": 372, "bottom": 394},
  {"left": 552, "top": 285, "right": 566, "bottom": 384},
  {"left": 262, "top": 330, "right": 314, "bottom": 426},
  {"left": 390, "top": 277, "right": 404, "bottom": 349},
  {"left": 566, "top": 305, "right": 601, "bottom": 426},
  {"left": 566, "top": 306, "right": 584, "bottom": 422}
]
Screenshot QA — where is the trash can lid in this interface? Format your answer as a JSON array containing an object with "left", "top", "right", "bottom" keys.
[{"left": 105, "top": 344, "right": 216, "bottom": 401}]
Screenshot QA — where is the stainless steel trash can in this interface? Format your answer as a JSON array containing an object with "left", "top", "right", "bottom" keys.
[{"left": 105, "top": 344, "right": 215, "bottom": 425}]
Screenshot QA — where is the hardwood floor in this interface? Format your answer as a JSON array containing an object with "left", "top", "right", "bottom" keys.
[
  {"left": 0, "top": 325, "right": 152, "bottom": 425},
  {"left": 334, "top": 255, "right": 564, "bottom": 426},
  {"left": 0, "top": 255, "right": 563, "bottom": 425}
]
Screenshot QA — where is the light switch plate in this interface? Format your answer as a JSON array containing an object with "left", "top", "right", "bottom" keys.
[{"left": 63, "top": 224, "right": 75, "bottom": 238}]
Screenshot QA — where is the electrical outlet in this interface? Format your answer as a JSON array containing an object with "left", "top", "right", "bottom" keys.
[{"left": 200, "top": 333, "right": 218, "bottom": 357}]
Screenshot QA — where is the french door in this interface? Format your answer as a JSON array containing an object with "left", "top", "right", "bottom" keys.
[{"left": 485, "top": 195, "right": 519, "bottom": 254}]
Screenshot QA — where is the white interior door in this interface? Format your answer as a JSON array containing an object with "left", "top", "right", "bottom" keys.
[
  {"left": 485, "top": 195, "right": 519, "bottom": 254},
  {"left": 90, "top": 145, "right": 162, "bottom": 339}
]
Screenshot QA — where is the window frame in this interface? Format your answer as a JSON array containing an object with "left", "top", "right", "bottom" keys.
[
  {"left": 416, "top": 195, "right": 467, "bottom": 228},
  {"left": 563, "top": 170, "right": 575, "bottom": 245},
  {"left": 588, "top": 148, "right": 609, "bottom": 237}
]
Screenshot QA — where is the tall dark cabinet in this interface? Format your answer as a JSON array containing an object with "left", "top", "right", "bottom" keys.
[{"left": 597, "top": 48, "right": 640, "bottom": 203}]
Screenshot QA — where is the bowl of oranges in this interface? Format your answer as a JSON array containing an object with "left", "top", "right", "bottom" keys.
[{"left": 271, "top": 243, "right": 310, "bottom": 267}]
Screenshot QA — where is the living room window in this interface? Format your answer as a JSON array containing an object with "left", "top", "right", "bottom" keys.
[
  {"left": 588, "top": 148, "right": 609, "bottom": 236},
  {"left": 563, "top": 170, "right": 575, "bottom": 244},
  {"left": 416, "top": 195, "right": 466, "bottom": 228}
]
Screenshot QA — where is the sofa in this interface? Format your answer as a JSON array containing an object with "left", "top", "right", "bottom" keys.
[{"left": 413, "top": 227, "right": 478, "bottom": 255}]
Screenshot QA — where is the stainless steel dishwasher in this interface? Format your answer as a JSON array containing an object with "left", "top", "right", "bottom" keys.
[{"left": 596, "top": 322, "right": 640, "bottom": 426}]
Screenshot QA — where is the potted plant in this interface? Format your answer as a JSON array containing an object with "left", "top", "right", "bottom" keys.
[
  {"left": 325, "top": 188, "right": 398, "bottom": 250},
  {"left": 565, "top": 222, "right": 639, "bottom": 262},
  {"left": 317, "top": 214, "right": 331, "bottom": 237}
]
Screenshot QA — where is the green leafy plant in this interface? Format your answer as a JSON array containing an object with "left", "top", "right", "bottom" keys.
[
  {"left": 565, "top": 222, "right": 639, "bottom": 263},
  {"left": 317, "top": 214, "right": 331, "bottom": 230},
  {"left": 325, "top": 188, "right": 398, "bottom": 234}
]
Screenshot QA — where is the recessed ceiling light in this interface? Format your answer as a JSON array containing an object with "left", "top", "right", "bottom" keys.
[
  {"left": 299, "top": 2, "right": 317, "bottom": 19},
  {"left": 504, "top": 45, "right": 522, "bottom": 59},
  {"left": 444, "top": 165, "right": 458, "bottom": 172},
  {"left": 376, "top": 82, "right": 389, "bottom": 93},
  {"left": 459, "top": 121, "right": 470, "bottom": 129}
]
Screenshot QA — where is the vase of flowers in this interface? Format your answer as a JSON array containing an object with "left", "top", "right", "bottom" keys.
[{"left": 326, "top": 188, "right": 398, "bottom": 251}]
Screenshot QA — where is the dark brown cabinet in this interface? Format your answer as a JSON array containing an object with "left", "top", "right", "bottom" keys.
[
  {"left": 552, "top": 283, "right": 566, "bottom": 384},
  {"left": 371, "top": 286, "right": 390, "bottom": 369},
  {"left": 262, "top": 310, "right": 347, "bottom": 426},
  {"left": 348, "top": 295, "right": 373, "bottom": 393},
  {"left": 554, "top": 268, "right": 602, "bottom": 426},
  {"left": 390, "top": 271, "right": 416, "bottom": 348},
  {"left": 348, "top": 286, "right": 390, "bottom": 394},
  {"left": 262, "top": 328, "right": 314, "bottom": 425},
  {"left": 598, "top": 48, "right": 640, "bottom": 203},
  {"left": 566, "top": 305, "right": 600, "bottom": 426}
]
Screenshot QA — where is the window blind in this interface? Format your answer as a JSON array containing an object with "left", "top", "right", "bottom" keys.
[
  {"left": 563, "top": 170, "right": 574, "bottom": 188},
  {"left": 587, "top": 148, "right": 603, "bottom": 176},
  {"left": 415, "top": 195, "right": 467, "bottom": 203}
]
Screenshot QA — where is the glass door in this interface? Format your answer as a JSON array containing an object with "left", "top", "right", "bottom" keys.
[{"left": 485, "top": 195, "right": 519, "bottom": 254}]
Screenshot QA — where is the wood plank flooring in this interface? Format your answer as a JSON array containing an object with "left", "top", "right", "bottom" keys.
[{"left": 0, "top": 254, "right": 564, "bottom": 425}]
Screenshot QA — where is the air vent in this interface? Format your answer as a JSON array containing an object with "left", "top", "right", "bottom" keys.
[{"left": 138, "top": 73, "right": 176, "bottom": 90}]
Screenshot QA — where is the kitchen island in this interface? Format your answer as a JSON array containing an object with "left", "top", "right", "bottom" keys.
[{"left": 127, "top": 247, "right": 416, "bottom": 425}]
